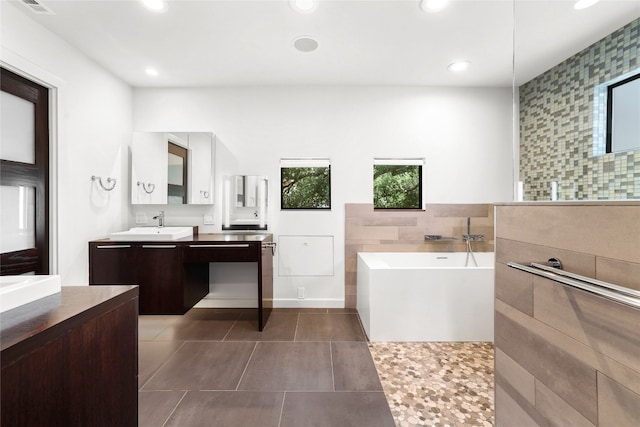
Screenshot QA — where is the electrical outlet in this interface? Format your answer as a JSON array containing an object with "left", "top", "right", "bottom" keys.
[
  {"left": 297, "top": 287, "right": 305, "bottom": 299},
  {"left": 203, "top": 215, "right": 214, "bottom": 225},
  {"left": 135, "top": 213, "right": 148, "bottom": 224}
]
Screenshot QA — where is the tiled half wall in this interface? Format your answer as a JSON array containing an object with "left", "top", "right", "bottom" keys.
[
  {"left": 519, "top": 18, "right": 639, "bottom": 200},
  {"left": 344, "top": 203, "right": 494, "bottom": 308},
  {"left": 494, "top": 202, "right": 640, "bottom": 426}
]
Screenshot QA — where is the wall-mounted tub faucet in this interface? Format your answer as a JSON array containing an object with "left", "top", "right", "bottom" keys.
[
  {"left": 462, "top": 217, "right": 484, "bottom": 241},
  {"left": 153, "top": 211, "right": 165, "bottom": 227}
]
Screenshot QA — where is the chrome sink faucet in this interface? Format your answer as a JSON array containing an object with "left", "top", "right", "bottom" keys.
[{"left": 153, "top": 211, "right": 165, "bottom": 228}]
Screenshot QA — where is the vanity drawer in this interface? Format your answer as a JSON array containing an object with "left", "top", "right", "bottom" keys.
[{"left": 183, "top": 244, "right": 259, "bottom": 263}]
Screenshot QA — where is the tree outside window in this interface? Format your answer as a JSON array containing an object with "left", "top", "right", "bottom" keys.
[
  {"left": 373, "top": 161, "right": 422, "bottom": 209},
  {"left": 281, "top": 163, "right": 331, "bottom": 209}
]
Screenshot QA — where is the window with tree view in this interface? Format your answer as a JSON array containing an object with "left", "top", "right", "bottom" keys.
[
  {"left": 281, "top": 161, "right": 331, "bottom": 209},
  {"left": 373, "top": 160, "right": 422, "bottom": 209}
]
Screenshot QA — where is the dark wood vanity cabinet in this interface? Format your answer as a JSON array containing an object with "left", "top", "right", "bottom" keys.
[
  {"left": 89, "top": 243, "right": 137, "bottom": 285},
  {"left": 137, "top": 244, "right": 187, "bottom": 314},
  {"left": 89, "top": 242, "right": 207, "bottom": 314},
  {"left": 1, "top": 286, "right": 138, "bottom": 426},
  {"left": 183, "top": 243, "right": 259, "bottom": 263},
  {"left": 89, "top": 235, "right": 273, "bottom": 328}
]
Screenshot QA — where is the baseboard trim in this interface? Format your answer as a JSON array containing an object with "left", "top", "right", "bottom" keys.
[
  {"left": 193, "top": 297, "right": 345, "bottom": 309},
  {"left": 274, "top": 298, "right": 344, "bottom": 308}
]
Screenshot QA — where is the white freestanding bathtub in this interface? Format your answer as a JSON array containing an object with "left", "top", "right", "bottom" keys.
[{"left": 356, "top": 252, "right": 494, "bottom": 342}]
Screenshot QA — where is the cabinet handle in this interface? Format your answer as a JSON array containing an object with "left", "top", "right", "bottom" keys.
[
  {"left": 96, "top": 245, "right": 131, "bottom": 249},
  {"left": 141, "top": 245, "right": 177, "bottom": 249},
  {"left": 188, "top": 244, "right": 250, "bottom": 248},
  {"left": 262, "top": 242, "right": 277, "bottom": 255}
]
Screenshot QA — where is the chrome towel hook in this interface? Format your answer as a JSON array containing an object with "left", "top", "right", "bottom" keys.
[
  {"left": 92, "top": 175, "right": 116, "bottom": 191},
  {"left": 137, "top": 181, "right": 156, "bottom": 194}
]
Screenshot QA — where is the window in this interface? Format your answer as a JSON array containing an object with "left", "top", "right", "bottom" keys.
[
  {"left": 606, "top": 72, "right": 640, "bottom": 153},
  {"left": 280, "top": 158, "right": 331, "bottom": 209},
  {"left": 373, "top": 158, "right": 423, "bottom": 209},
  {"left": 593, "top": 69, "right": 640, "bottom": 156}
]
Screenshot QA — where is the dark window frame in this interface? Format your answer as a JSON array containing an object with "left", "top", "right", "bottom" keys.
[
  {"left": 606, "top": 72, "right": 640, "bottom": 153},
  {"left": 373, "top": 164, "right": 423, "bottom": 210},
  {"left": 280, "top": 165, "right": 332, "bottom": 210}
]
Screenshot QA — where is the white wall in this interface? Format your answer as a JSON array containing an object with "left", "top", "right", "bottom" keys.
[
  {"left": 133, "top": 86, "right": 513, "bottom": 307},
  {"left": 1, "top": 3, "right": 133, "bottom": 284}
]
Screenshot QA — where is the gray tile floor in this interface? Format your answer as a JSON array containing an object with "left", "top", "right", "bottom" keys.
[{"left": 138, "top": 308, "right": 396, "bottom": 427}]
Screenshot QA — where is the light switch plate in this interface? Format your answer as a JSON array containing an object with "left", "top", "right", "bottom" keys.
[
  {"left": 135, "top": 213, "right": 148, "bottom": 224},
  {"left": 203, "top": 215, "right": 215, "bottom": 225}
]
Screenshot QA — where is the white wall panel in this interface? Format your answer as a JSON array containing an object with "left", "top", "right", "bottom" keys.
[{"left": 278, "top": 235, "right": 334, "bottom": 277}]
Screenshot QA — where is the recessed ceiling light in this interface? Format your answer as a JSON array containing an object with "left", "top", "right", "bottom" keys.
[
  {"left": 141, "top": 0, "right": 167, "bottom": 13},
  {"left": 145, "top": 67, "right": 159, "bottom": 77},
  {"left": 290, "top": 0, "right": 318, "bottom": 14},
  {"left": 292, "top": 36, "right": 319, "bottom": 52},
  {"left": 447, "top": 61, "right": 471, "bottom": 72},
  {"left": 420, "top": 0, "right": 449, "bottom": 13},
  {"left": 574, "top": 0, "right": 599, "bottom": 10}
]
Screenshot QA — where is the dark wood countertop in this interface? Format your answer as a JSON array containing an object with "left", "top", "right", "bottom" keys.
[
  {"left": 1, "top": 285, "right": 138, "bottom": 358},
  {"left": 90, "top": 232, "right": 273, "bottom": 244}
]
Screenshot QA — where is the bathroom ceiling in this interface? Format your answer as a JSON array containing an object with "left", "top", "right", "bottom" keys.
[{"left": 7, "top": 0, "right": 640, "bottom": 87}]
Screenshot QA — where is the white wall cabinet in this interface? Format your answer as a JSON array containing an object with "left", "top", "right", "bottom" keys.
[{"left": 131, "top": 132, "right": 214, "bottom": 205}]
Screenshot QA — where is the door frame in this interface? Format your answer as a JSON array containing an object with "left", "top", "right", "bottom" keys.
[{"left": 2, "top": 49, "right": 61, "bottom": 275}]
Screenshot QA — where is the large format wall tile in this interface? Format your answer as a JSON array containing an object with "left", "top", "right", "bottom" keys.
[
  {"left": 534, "top": 381, "right": 595, "bottom": 427},
  {"left": 495, "top": 203, "right": 640, "bottom": 426},
  {"left": 496, "top": 299, "right": 640, "bottom": 396},
  {"left": 345, "top": 203, "right": 494, "bottom": 307},
  {"left": 496, "top": 205, "right": 640, "bottom": 263},
  {"left": 597, "top": 372, "right": 640, "bottom": 427},
  {"left": 495, "top": 263, "right": 533, "bottom": 316},
  {"left": 495, "top": 385, "right": 540, "bottom": 427},
  {"left": 533, "top": 276, "right": 640, "bottom": 372},
  {"left": 495, "top": 310, "right": 598, "bottom": 424},
  {"left": 495, "top": 238, "right": 595, "bottom": 278},
  {"left": 596, "top": 257, "right": 640, "bottom": 291},
  {"left": 494, "top": 349, "right": 535, "bottom": 404}
]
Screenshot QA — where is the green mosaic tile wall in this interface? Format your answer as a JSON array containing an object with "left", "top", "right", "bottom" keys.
[{"left": 519, "top": 18, "right": 639, "bottom": 200}]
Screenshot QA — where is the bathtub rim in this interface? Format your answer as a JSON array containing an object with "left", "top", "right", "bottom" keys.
[{"left": 357, "top": 251, "right": 495, "bottom": 270}]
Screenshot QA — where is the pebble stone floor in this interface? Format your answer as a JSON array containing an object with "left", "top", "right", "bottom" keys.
[{"left": 368, "top": 342, "right": 494, "bottom": 427}]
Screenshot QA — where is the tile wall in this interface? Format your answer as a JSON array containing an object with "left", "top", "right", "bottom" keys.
[
  {"left": 494, "top": 202, "right": 640, "bottom": 426},
  {"left": 519, "top": 18, "right": 639, "bottom": 200},
  {"left": 344, "top": 203, "right": 494, "bottom": 308}
]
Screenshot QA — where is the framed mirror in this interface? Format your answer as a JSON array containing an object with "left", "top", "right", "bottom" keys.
[
  {"left": 222, "top": 175, "right": 268, "bottom": 230},
  {"left": 131, "top": 132, "right": 215, "bottom": 205}
]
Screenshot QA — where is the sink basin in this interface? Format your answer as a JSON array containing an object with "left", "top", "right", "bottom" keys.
[
  {"left": 109, "top": 226, "right": 193, "bottom": 241},
  {"left": 0, "top": 275, "right": 61, "bottom": 313}
]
